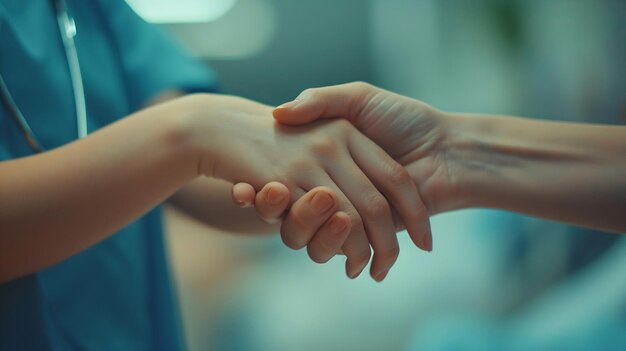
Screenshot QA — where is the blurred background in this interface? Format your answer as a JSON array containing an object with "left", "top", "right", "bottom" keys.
[{"left": 126, "top": 0, "right": 626, "bottom": 350}]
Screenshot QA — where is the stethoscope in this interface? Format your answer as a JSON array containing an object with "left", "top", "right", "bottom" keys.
[{"left": 0, "top": 0, "right": 87, "bottom": 153}]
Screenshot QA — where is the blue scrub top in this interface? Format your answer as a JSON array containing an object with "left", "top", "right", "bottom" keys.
[{"left": 0, "top": 1, "right": 217, "bottom": 349}]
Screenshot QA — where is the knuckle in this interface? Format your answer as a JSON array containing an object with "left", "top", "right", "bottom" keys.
[
  {"left": 351, "top": 81, "right": 372, "bottom": 92},
  {"left": 363, "top": 194, "right": 391, "bottom": 218},
  {"left": 309, "top": 135, "right": 341, "bottom": 157},
  {"left": 386, "top": 162, "right": 411, "bottom": 186}
]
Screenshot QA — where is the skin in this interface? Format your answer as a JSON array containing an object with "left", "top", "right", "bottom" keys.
[
  {"left": 232, "top": 182, "right": 352, "bottom": 264},
  {"left": 151, "top": 91, "right": 300, "bottom": 234},
  {"left": 0, "top": 92, "right": 425, "bottom": 284},
  {"left": 188, "top": 94, "right": 429, "bottom": 280},
  {"left": 239, "top": 82, "right": 626, "bottom": 277}
]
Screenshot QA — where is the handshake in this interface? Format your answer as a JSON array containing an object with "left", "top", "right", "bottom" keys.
[
  {"left": 193, "top": 81, "right": 455, "bottom": 282},
  {"left": 183, "top": 81, "right": 624, "bottom": 282}
]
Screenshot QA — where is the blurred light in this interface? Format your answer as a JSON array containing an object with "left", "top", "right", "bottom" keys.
[
  {"left": 161, "top": 0, "right": 277, "bottom": 59},
  {"left": 125, "top": 0, "right": 237, "bottom": 24}
]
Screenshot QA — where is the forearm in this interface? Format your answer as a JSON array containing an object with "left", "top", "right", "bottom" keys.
[
  {"left": 169, "top": 177, "right": 280, "bottom": 234},
  {"left": 444, "top": 113, "right": 626, "bottom": 233},
  {"left": 0, "top": 100, "right": 198, "bottom": 282}
]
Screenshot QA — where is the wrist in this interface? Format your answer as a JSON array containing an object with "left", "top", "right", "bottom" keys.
[
  {"left": 154, "top": 95, "right": 209, "bottom": 180},
  {"left": 174, "top": 93, "right": 246, "bottom": 180},
  {"left": 439, "top": 111, "right": 495, "bottom": 211}
]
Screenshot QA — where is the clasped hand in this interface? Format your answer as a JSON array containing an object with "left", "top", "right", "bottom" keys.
[{"left": 191, "top": 83, "right": 451, "bottom": 281}]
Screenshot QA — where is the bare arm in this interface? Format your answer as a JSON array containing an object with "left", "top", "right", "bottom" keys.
[
  {"left": 445, "top": 113, "right": 626, "bottom": 233},
  {"left": 0, "top": 90, "right": 425, "bottom": 284},
  {"left": 0, "top": 100, "right": 197, "bottom": 283},
  {"left": 272, "top": 82, "right": 626, "bottom": 236}
]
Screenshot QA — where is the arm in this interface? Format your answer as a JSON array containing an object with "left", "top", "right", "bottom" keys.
[
  {"left": 0, "top": 99, "right": 197, "bottom": 283},
  {"left": 444, "top": 112, "right": 626, "bottom": 233},
  {"left": 0, "top": 93, "right": 424, "bottom": 283},
  {"left": 272, "top": 82, "right": 626, "bottom": 234},
  {"left": 98, "top": 2, "right": 351, "bottom": 246}
]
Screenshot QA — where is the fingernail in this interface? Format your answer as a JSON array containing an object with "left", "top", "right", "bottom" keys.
[
  {"left": 329, "top": 216, "right": 347, "bottom": 234},
  {"left": 424, "top": 230, "right": 433, "bottom": 252},
  {"left": 276, "top": 99, "right": 301, "bottom": 110},
  {"left": 419, "top": 221, "right": 432, "bottom": 251},
  {"left": 374, "top": 270, "right": 388, "bottom": 282},
  {"left": 267, "top": 187, "right": 284, "bottom": 205},
  {"left": 311, "top": 192, "right": 333, "bottom": 213}
]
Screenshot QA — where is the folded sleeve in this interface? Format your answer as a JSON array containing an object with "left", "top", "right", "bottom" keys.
[{"left": 94, "top": 0, "right": 218, "bottom": 110}]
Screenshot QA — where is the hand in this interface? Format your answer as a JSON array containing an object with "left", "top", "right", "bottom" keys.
[
  {"left": 272, "top": 82, "right": 456, "bottom": 250},
  {"left": 182, "top": 93, "right": 428, "bottom": 280},
  {"left": 233, "top": 182, "right": 352, "bottom": 264}
]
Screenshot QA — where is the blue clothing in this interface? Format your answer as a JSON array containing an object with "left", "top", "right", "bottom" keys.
[{"left": 0, "top": 1, "right": 217, "bottom": 349}]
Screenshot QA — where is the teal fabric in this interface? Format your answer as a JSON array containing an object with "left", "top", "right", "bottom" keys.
[{"left": 0, "top": 1, "right": 217, "bottom": 349}]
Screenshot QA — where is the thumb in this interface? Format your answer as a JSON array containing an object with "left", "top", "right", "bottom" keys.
[
  {"left": 273, "top": 82, "right": 373, "bottom": 126},
  {"left": 273, "top": 97, "right": 324, "bottom": 125}
]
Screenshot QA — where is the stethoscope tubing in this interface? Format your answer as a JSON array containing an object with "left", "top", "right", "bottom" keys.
[
  {"left": 0, "top": 0, "right": 87, "bottom": 153},
  {"left": 55, "top": 0, "right": 87, "bottom": 139},
  {"left": 0, "top": 74, "right": 45, "bottom": 153}
]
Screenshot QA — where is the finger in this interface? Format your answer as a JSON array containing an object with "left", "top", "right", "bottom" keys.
[
  {"left": 325, "top": 158, "right": 399, "bottom": 282},
  {"left": 391, "top": 207, "right": 406, "bottom": 232},
  {"left": 300, "top": 173, "right": 372, "bottom": 279},
  {"left": 349, "top": 132, "right": 433, "bottom": 252},
  {"left": 232, "top": 182, "right": 256, "bottom": 207},
  {"left": 306, "top": 211, "right": 352, "bottom": 264},
  {"left": 254, "top": 182, "right": 291, "bottom": 224},
  {"left": 280, "top": 187, "right": 339, "bottom": 250},
  {"left": 273, "top": 82, "right": 375, "bottom": 126}
]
